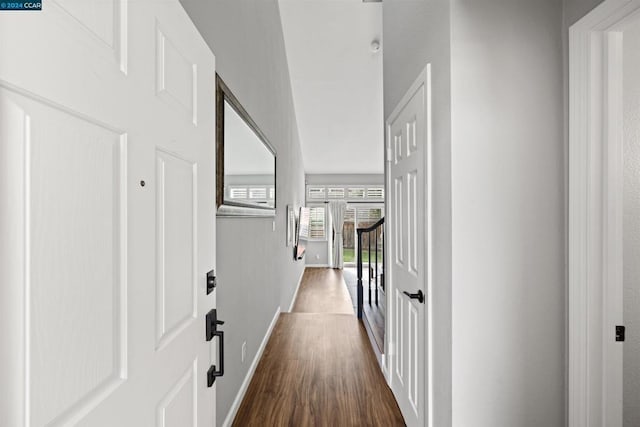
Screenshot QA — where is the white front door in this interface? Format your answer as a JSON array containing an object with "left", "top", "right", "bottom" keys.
[
  {"left": 386, "top": 65, "right": 431, "bottom": 426},
  {"left": 0, "top": 1, "right": 217, "bottom": 425}
]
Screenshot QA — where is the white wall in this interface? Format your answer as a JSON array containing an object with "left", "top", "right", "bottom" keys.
[
  {"left": 305, "top": 241, "right": 329, "bottom": 266},
  {"left": 306, "top": 173, "right": 384, "bottom": 186},
  {"left": 384, "top": 0, "right": 576, "bottom": 425},
  {"left": 383, "top": 1, "right": 453, "bottom": 425},
  {"left": 623, "top": 20, "right": 640, "bottom": 427},
  {"left": 450, "top": 1, "right": 565, "bottom": 425},
  {"left": 178, "top": 1, "right": 305, "bottom": 425}
]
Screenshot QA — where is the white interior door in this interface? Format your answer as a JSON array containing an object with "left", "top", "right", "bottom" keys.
[
  {"left": 0, "top": 1, "right": 217, "bottom": 425},
  {"left": 386, "top": 65, "right": 430, "bottom": 427}
]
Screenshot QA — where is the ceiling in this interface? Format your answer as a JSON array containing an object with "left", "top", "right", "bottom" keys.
[{"left": 279, "top": 0, "right": 383, "bottom": 175}]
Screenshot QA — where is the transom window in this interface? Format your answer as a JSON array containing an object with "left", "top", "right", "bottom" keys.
[
  {"left": 227, "top": 185, "right": 274, "bottom": 206},
  {"left": 306, "top": 185, "right": 384, "bottom": 203}
]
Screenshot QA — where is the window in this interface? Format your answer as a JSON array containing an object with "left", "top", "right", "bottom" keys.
[
  {"left": 305, "top": 185, "right": 384, "bottom": 203},
  {"left": 342, "top": 205, "right": 384, "bottom": 265},
  {"left": 308, "top": 187, "right": 326, "bottom": 200},
  {"left": 229, "top": 187, "right": 247, "bottom": 199},
  {"left": 309, "top": 206, "right": 326, "bottom": 239},
  {"left": 367, "top": 187, "right": 384, "bottom": 199},
  {"left": 347, "top": 187, "right": 366, "bottom": 199},
  {"left": 228, "top": 186, "right": 274, "bottom": 203},
  {"left": 357, "top": 207, "right": 383, "bottom": 224},
  {"left": 327, "top": 187, "right": 345, "bottom": 199},
  {"left": 249, "top": 187, "right": 267, "bottom": 199}
]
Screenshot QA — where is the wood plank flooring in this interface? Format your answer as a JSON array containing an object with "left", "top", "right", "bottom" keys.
[
  {"left": 291, "top": 267, "right": 354, "bottom": 314},
  {"left": 233, "top": 268, "right": 404, "bottom": 426}
]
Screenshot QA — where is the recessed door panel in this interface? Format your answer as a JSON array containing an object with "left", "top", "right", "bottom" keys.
[
  {"left": 157, "top": 361, "right": 197, "bottom": 427},
  {"left": 3, "top": 89, "right": 128, "bottom": 426},
  {"left": 156, "top": 24, "right": 198, "bottom": 125},
  {"left": 155, "top": 150, "right": 197, "bottom": 350},
  {"left": 395, "top": 288, "right": 404, "bottom": 385},
  {"left": 407, "top": 170, "right": 418, "bottom": 276},
  {"left": 394, "top": 176, "right": 404, "bottom": 266},
  {"left": 51, "top": 0, "right": 127, "bottom": 71},
  {"left": 408, "top": 117, "right": 418, "bottom": 156}
]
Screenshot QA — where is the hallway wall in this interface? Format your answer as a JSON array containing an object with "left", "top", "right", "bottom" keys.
[
  {"left": 178, "top": 1, "right": 306, "bottom": 425},
  {"left": 383, "top": 0, "right": 584, "bottom": 426},
  {"left": 450, "top": 1, "right": 564, "bottom": 426}
]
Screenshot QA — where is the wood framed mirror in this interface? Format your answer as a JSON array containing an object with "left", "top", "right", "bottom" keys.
[{"left": 216, "top": 75, "right": 276, "bottom": 217}]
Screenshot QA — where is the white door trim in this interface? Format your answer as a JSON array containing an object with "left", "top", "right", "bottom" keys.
[
  {"left": 385, "top": 64, "right": 432, "bottom": 426},
  {"left": 569, "top": 1, "right": 640, "bottom": 425}
]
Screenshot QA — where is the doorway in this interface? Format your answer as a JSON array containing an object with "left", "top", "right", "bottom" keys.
[{"left": 569, "top": 1, "right": 640, "bottom": 426}]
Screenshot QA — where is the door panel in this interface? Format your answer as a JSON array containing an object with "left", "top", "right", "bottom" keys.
[
  {"left": 157, "top": 361, "right": 197, "bottom": 427},
  {"left": 0, "top": 1, "right": 216, "bottom": 425},
  {"left": 386, "top": 65, "right": 430, "bottom": 427},
  {"left": 155, "top": 150, "right": 197, "bottom": 350},
  {"left": 26, "top": 92, "right": 127, "bottom": 427}
]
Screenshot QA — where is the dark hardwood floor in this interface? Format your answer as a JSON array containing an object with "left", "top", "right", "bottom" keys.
[{"left": 232, "top": 268, "right": 404, "bottom": 426}]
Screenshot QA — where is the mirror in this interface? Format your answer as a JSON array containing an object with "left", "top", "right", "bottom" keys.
[{"left": 216, "top": 75, "right": 276, "bottom": 216}]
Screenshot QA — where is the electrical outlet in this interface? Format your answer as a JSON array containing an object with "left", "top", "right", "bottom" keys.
[{"left": 241, "top": 341, "right": 247, "bottom": 363}]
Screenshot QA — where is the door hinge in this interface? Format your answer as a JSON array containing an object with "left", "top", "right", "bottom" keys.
[{"left": 616, "top": 325, "right": 626, "bottom": 342}]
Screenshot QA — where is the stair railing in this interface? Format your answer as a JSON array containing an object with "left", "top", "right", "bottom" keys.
[{"left": 356, "top": 217, "right": 384, "bottom": 319}]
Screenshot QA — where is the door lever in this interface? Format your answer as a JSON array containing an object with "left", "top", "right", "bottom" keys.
[{"left": 403, "top": 289, "right": 425, "bottom": 304}]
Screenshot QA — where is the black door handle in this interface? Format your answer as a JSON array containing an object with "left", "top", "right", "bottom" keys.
[
  {"left": 207, "top": 329, "right": 224, "bottom": 387},
  {"left": 403, "top": 290, "right": 425, "bottom": 304},
  {"left": 206, "top": 308, "right": 225, "bottom": 387},
  {"left": 206, "top": 309, "right": 225, "bottom": 341}
]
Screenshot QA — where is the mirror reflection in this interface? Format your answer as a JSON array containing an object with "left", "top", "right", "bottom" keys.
[
  {"left": 216, "top": 75, "right": 276, "bottom": 216},
  {"left": 223, "top": 100, "right": 275, "bottom": 208}
]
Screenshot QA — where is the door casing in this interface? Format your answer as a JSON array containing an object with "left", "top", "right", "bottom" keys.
[{"left": 569, "top": 1, "right": 640, "bottom": 425}]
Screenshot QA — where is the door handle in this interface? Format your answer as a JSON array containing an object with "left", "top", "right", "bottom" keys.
[
  {"left": 206, "top": 308, "right": 225, "bottom": 387},
  {"left": 207, "top": 329, "right": 224, "bottom": 387},
  {"left": 403, "top": 289, "right": 425, "bottom": 304},
  {"left": 206, "top": 309, "right": 224, "bottom": 341}
]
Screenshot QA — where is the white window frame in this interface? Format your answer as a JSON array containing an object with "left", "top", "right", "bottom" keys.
[
  {"left": 306, "top": 184, "right": 385, "bottom": 203},
  {"left": 306, "top": 204, "right": 328, "bottom": 241}
]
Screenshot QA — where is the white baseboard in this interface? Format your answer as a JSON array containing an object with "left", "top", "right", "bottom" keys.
[
  {"left": 287, "top": 268, "right": 306, "bottom": 312},
  {"left": 362, "top": 315, "right": 384, "bottom": 368},
  {"left": 381, "top": 353, "right": 390, "bottom": 385},
  {"left": 305, "top": 263, "right": 330, "bottom": 268},
  {"left": 221, "top": 306, "right": 281, "bottom": 427}
]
